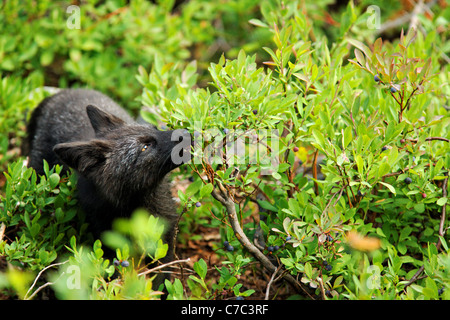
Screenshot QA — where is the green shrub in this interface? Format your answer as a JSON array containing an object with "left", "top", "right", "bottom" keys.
[
  {"left": 0, "top": 161, "right": 82, "bottom": 271},
  {"left": 50, "top": 212, "right": 168, "bottom": 300},
  {"left": 0, "top": 76, "right": 47, "bottom": 172},
  {"left": 137, "top": 1, "right": 449, "bottom": 300},
  {"left": 0, "top": 0, "right": 272, "bottom": 111}
]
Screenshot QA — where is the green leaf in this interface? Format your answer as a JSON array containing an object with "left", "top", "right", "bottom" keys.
[
  {"left": 356, "top": 154, "right": 364, "bottom": 177},
  {"left": 257, "top": 200, "right": 278, "bottom": 212},
  {"left": 311, "top": 129, "right": 327, "bottom": 152},
  {"left": 378, "top": 162, "right": 391, "bottom": 178},
  {"left": 436, "top": 197, "right": 448, "bottom": 206},
  {"left": 347, "top": 39, "right": 372, "bottom": 62},
  {"left": 200, "top": 183, "right": 213, "bottom": 198},
  {"left": 49, "top": 173, "right": 60, "bottom": 189},
  {"left": 194, "top": 259, "right": 208, "bottom": 280},
  {"left": 248, "top": 19, "right": 268, "bottom": 28},
  {"left": 29, "top": 224, "right": 40, "bottom": 238},
  {"left": 378, "top": 181, "right": 396, "bottom": 195},
  {"left": 154, "top": 240, "right": 168, "bottom": 261},
  {"left": 414, "top": 203, "right": 425, "bottom": 213},
  {"left": 304, "top": 262, "right": 312, "bottom": 279},
  {"left": 185, "top": 179, "right": 203, "bottom": 197},
  {"left": 342, "top": 126, "right": 352, "bottom": 149}
]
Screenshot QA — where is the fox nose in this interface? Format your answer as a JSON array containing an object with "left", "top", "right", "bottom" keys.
[{"left": 165, "top": 129, "right": 192, "bottom": 166}]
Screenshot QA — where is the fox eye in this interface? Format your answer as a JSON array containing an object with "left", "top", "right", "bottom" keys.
[{"left": 141, "top": 145, "right": 149, "bottom": 152}]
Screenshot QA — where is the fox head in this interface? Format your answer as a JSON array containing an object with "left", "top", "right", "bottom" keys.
[{"left": 53, "top": 105, "right": 191, "bottom": 206}]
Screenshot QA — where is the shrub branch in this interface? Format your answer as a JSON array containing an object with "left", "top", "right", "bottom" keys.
[{"left": 211, "top": 180, "right": 315, "bottom": 299}]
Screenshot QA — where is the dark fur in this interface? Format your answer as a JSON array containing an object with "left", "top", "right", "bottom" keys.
[{"left": 25, "top": 89, "right": 190, "bottom": 283}]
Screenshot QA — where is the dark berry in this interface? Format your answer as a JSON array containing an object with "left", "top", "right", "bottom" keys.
[
  {"left": 223, "top": 241, "right": 229, "bottom": 247},
  {"left": 404, "top": 177, "right": 412, "bottom": 184},
  {"left": 121, "top": 260, "right": 130, "bottom": 267},
  {"left": 236, "top": 296, "right": 244, "bottom": 300},
  {"left": 252, "top": 109, "right": 258, "bottom": 115},
  {"left": 438, "top": 287, "right": 444, "bottom": 296},
  {"left": 223, "top": 128, "right": 230, "bottom": 134},
  {"left": 323, "top": 260, "right": 328, "bottom": 266},
  {"left": 357, "top": 190, "right": 364, "bottom": 197},
  {"left": 381, "top": 146, "right": 387, "bottom": 152},
  {"left": 326, "top": 235, "right": 333, "bottom": 242},
  {"left": 390, "top": 86, "right": 398, "bottom": 93},
  {"left": 113, "top": 259, "right": 120, "bottom": 266},
  {"left": 298, "top": 159, "right": 303, "bottom": 166},
  {"left": 195, "top": 202, "right": 201, "bottom": 207},
  {"left": 274, "top": 245, "right": 280, "bottom": 251},
  {"left": 286, "top": 236, "right": 292, "bottom": 241},
  {"left": 374, "top": 74, "right": 381, "bottom": 82},
  {"left": 325, "top": 290, "right": 332, "bottom": 297},
  {"left": 226, "top": 245, "right": 234, "bottom": 252},
  {"left": 267, "top": 246, "right": 274, "bottom": 253},
  {"left": 325, "top": 265, "right": 332, "bottom": 271}
]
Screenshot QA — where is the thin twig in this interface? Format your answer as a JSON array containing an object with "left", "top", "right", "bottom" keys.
[
  {"left": 26, "top": 273, "right": 67, "bottom": 301},
  {"left": 25, "top": 260, "right": 69, "bottom": 300},
  {"left": 408, "top": 137, "right": 450, "bottom": 143},
  {"left": 265, "top": 264, "right": 283, "bottom": 300},
  {"left": 409, "top": 0, "right": 424, "bottom": 32},
  {"left": 375, "top": 0, "right": 437, "bottom": 35},
  {"left": 138, "top": 258, "right": 191, "bottom": 277},
  {"left": 404, "top": 265, "right": 425, "bottom": 289},
  {"left": 436, "top": 175, "right": 448, "bottom": 251},
  {"left": 322, "top": 186, "right": 345, "bottom": 218},
  {"left": 317, "top": 276, "right": 326, "bottom": 300}
]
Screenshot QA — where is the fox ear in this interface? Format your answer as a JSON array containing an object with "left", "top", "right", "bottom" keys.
[
  {"left": 86, "top": 105, "right": 125, "bottom": 135},
  {"left": 53, "top": 140, "right": 111, "bottom": 173}
]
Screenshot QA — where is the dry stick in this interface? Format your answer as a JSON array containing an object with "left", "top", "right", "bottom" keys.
[
  {"left": 265, "top": 264, "right": 283, "bottom": 300},
  {"left": 211, "top": 184, "right": 315, "bottom": 300},
  {"left": 408, "top": 137, "right": 450, "bottom": 143},
  {"left": 0, "top": 222, "right": 5, "bottom": 242},
  {"left": 317, "top": 276, "right": 326, "bottom": 300},
  {"left": 25, "top": 260, "right": 69, "bottom": 300},
  {"left": 138, "top": 258, "right": 191, "bottom": 277}
]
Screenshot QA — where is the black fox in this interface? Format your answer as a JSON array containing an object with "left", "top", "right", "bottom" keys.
[{"left": 25, "top": 88, "right": 191, "bottom": 275}]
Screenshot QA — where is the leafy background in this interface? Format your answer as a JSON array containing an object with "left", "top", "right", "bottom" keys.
[{"left": 0, "top": 0, "right": 449, "bottom": 300}]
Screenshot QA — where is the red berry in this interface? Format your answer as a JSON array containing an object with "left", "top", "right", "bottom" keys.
[{"left": 293, "top": 146, "right": 299, "bottom": 152}]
